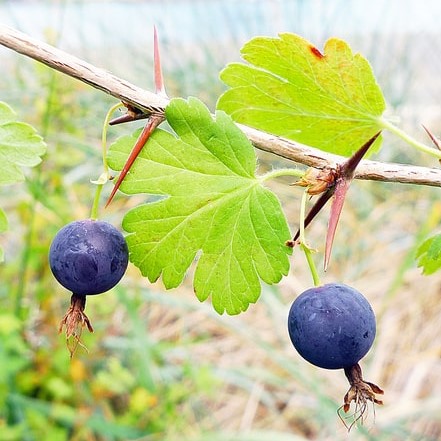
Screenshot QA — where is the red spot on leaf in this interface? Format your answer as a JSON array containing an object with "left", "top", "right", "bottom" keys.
[{"left": 310, "top": 45, "right": 324, "bottom": 59}]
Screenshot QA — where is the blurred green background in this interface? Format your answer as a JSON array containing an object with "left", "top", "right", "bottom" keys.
[{"left": 1, "top": 0, "right": 441, "bottom": 440}]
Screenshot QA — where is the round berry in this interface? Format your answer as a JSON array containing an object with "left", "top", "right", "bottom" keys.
[
  {"left": 49, "top": 219, "right": 128, "bottom": 295},
  {"left": 288, "top": 283, "right": 376, "bottom": 369}
]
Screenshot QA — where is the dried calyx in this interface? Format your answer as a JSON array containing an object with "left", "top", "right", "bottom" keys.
[
  {"left": 339, "top": 363, "right": 384, "bottom": 430},
  {"left": 59, "top": 293, "right": 93, "bottom": 357}
]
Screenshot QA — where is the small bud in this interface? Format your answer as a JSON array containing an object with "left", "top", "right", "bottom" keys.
[{"left": 294, "top": 166, "right": 337, "bottom": 195}]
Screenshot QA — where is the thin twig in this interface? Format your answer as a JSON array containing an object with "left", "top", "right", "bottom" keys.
[
  {"left": 1, "top": 24, "right": 441, "bottom": 187},
  {"left": 0, "top": 24, "right": 167, "bottom": 116}
]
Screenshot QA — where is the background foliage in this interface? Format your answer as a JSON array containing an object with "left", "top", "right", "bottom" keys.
[{"left": 1, "top": 0, "right": 441, "bottom": 440}]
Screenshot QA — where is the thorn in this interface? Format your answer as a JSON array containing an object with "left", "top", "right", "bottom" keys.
[
  {"left": 292, "top": 132, "right": 381, "bottom": 269},
  {"left": 292, "top": 185, "right": 336, "bottom": 242},
  {"left": 105, "top": 115, "right": 164, "bottom": 207},
  {"left": 324, "top": 178, "right": 350, "bottom": 271},
  {"left": 106, "top": 26, "right": 168, "bottom": 207},
  {"left": 324, "top": 132, "right": 381, "bottom": 270},
  {"left": 109, "top": 27, "right": 167, "bottom": 126},
  {"left": 422, "top": 125, "right": 441, "bottom": 165},
  {"left": 339, "top": 132, "right": 381, "bottom": 180},
  {"left": 109, "top": 105, "right": 150, "bottom": 125},
  {"left": 154, "top": 25, "right": 167, "bottom": 98}
]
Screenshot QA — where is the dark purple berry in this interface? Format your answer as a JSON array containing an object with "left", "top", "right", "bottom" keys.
[
  {"left": 49, "top": 219, "right": 128, "bottom": 295},
  {"left": 288, "top": 283, "right": 376, "bottom": 370}
]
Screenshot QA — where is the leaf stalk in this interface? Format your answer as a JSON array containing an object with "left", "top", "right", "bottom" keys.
[
  {"left": 90, "top": 102, "right": 123, "bottom": 220},
  {"left": 299, "top": 190, "right": 321, "bottom": 287},
  {"left": 259, "top": 168, "right": 304, "bottom": 182},
  {"left": 380, "top": 117, "right": 441, "bottom": 159}
]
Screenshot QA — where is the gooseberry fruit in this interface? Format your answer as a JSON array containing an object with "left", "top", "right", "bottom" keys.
[
  {"left": 49, "top": 219, "right": 128, "bottom": 295},
  {"left": 288, "top": 283, "right": 383, "bottom": 428},
  {"left": 288, "top": 283, "right": 375, "bottom": 369},
  {"left": 49, "top": 219, "right": 128, "bottom": 355}
]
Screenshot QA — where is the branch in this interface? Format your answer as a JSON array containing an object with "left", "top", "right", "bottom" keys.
[
  {"left": 1, "top": 24, "right": 441, "bottom": 187},
  {"left": 243, "top": 125, "right": 441, "bottom": 186},
  {"left": 0, "top": 25, "right": 167, "bottom": 115}
]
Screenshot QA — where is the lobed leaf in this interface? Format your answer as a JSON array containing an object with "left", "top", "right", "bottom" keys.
[
  {"left": 416, "top": 234, "right": 441, "bottom": 275},
  {"left": 107, "top": 97, "right": 292, "bottom": 314},
  {"left": 217, "top": 33, "right": 386, "bottom": 156},
  {"left": 0, "top": 102, "right": 46, "bottom": 261},
  {"left": 0, "top": 102, "right": 47, "bottom": 185},
  {"left": 0, "top": 208, "right": 7, "bottom": 262}
]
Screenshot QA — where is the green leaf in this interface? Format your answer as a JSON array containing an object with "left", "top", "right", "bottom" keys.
[
  {"left": 0, "top": 102, "right": 46, "bottom": 261},
  {"left": 0, "top": 101, "right": 47, "bottom": 186},
  {"left": 217, "top": 33, "right": 386, "bottom": 156},
  {"left": 0, "top": 208, "right": 7, "bottom": 262},
  {"left": 107, "top": 97, "right": 292, "bottom": 314},
  {"left": 0, "top": 208, "right": 7, "bottom": 233},
  {"left": 416, "top": 234, "right": 441, "bottom": 275}
]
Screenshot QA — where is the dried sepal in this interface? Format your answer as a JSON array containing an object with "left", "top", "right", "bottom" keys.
[
  {"left": 59, "top": 293, "right": 93, "bottom": 357},
  {"left": 338, "top": 363, "right": 384, "bottom": 431}
]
